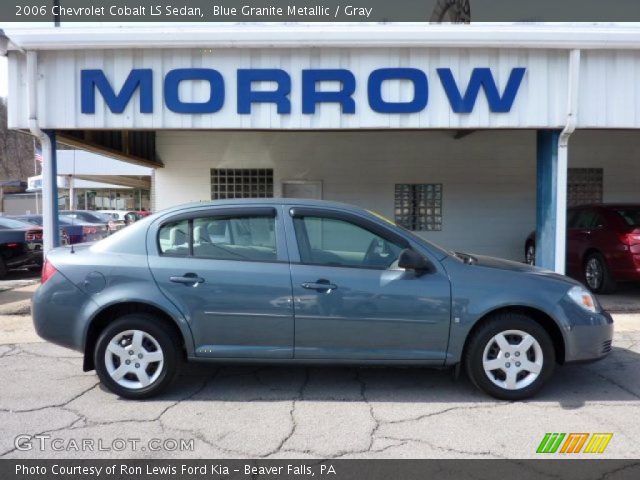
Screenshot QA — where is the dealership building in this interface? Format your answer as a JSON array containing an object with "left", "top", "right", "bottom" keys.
[{"left": 2, "top": 24, "right": 640, "bottom": 271}]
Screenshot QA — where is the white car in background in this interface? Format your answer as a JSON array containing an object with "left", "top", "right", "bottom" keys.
[{"left": 98, "top": 210, "right": 141, "bottom": 228}]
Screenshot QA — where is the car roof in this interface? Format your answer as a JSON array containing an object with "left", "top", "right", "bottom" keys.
[
  {"left": 570, "top": 203, "right": 640, "bottom": 211},
  {"left": 157, "top": 198, "right": 368, "bottom": 215}
]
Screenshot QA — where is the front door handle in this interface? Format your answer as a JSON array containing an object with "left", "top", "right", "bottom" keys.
[
  {"left": 170, "top": 273, "right": 205, "bottom": 285},
  {"left": 301, "top": 279, "right": 338, "bottom": 292}
]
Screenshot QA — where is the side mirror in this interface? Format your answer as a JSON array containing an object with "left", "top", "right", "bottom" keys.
[{"left": 398, "top": 248, "right": 434, "bottom": 273}]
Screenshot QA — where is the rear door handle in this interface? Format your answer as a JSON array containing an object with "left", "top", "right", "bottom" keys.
[
  {"left": 170, "top": 273, "right": 205, "bottom": 285},
  {"left": 301, "top": 280, "right": 338, "bottom": 292}
]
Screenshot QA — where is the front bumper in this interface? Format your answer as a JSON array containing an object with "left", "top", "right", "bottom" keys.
[
  {"left": 558, "top": 297, "right": 614, "bottom": 364},
  {"left": 5, "top": 248, "right": 42, "bottom": 268}
]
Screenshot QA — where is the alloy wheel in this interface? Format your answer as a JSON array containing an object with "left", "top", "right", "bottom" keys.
[
  {"left": 482, "top": 329, "right": 543, "bottom": 390},
  {"left": 585, "top": 257, "right": 603, "bottom": 290},
  {"left": 104, "top": 329, "right": 164, "bottom": 389}
]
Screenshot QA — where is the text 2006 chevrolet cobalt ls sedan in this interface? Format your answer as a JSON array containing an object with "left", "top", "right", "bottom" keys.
[{"left": 33, "top": 200, "right": 613, "bottom": 400}]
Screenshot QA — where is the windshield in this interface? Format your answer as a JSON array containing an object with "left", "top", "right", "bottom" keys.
[
  {"left": 0, "top": 217, "right": 33, "bottom": 229},
  {"left": 16, "top": 217, "right": 42, "bottom": 226},
  {"left": 58, "top": 217, "right": 79, "bottom": 226},
  {"left": 615, "top": 208, "right": 640, "bottom": 227},
  {"left": 366, "top": 209, "right": 450, "bottom": 259}
]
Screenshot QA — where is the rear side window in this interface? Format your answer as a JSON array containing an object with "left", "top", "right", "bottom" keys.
[
  {"left": 615, "top": 208, "right": 640, "bottom": 227},
  {"left": 158, "top": 219, "right": 190, "bottom": 256},
  {"left": 193, "top": 215, "right": 276, "bottom": 261},
  {"left": 158, "top": 214, "right": 277, "bottom": 261}
]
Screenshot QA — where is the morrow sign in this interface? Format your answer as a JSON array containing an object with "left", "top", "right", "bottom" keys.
[{"left": 81, "top": 67, "right": 527, "bottom": 116}]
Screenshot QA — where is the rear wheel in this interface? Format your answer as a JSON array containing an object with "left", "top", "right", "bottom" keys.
[
  {"left": 94, "top": 314, "right": 179, "bottom": 399},
  {"left": 465, "top": 313, "right": 556, "bottom": 400},
  {"left": 584, "top": 252, "right": 616, "bottom": 294}
]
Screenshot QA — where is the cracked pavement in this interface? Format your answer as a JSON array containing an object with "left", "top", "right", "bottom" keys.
[{"left": 0, "top": 312, "right": 639, "bottom": 459}]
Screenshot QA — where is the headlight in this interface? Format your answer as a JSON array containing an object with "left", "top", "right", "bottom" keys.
[{"left": 567, "top": 286, "right": 599, "bottom": 313}]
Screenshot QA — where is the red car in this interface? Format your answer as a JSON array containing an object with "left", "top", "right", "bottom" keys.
[{"left": 525, "top": 204, "right": 640, "bottom": 294}]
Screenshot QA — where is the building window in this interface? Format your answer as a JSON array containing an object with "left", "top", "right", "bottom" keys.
[
  {"left": 568, "top": 168, "right": 603, "bottom": 207},
  {"left": 394, "top": 184, "right": 443, "bottom": 231},
  {"left": 211, "top": 169, "right": 274, "bottom": 200}
]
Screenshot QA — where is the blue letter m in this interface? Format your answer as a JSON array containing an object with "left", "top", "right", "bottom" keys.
[
  {"left": 437, "top": 67, "right": 526, "bottom": 113},
  {"left": 81, "top": 69, "right": 153, "bottom": 114}
]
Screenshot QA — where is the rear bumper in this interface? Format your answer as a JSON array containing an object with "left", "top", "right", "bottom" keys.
[
  {"left": 32, "top": 271, "right": 93, "bottom": 352},
  {"left": 609, "top": 251, "right": 640, "bottom": 282}
]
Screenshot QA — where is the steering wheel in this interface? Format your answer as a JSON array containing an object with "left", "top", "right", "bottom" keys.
[{"left": 363, "top": 237, "right": 391, "bottom": 267}]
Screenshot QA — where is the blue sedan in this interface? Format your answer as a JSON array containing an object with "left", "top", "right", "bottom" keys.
[
  {"left": 15, "top": 215, "right": 108, "bottom": 244},
  {"left": 32, "top": 200, "right": 613, "bottom": 400}
]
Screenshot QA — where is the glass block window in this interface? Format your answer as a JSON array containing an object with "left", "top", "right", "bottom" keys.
[
  {"left": 568, "top": 168, "right": 603, "bottom": 207},
  {"left": 211, "top": 169, "right": 274, "bottom": 200},
  {"left": 394, "top": 184, "right": 443, "bottom": 231}
]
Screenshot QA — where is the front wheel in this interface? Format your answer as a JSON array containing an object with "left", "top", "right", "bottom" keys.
[
  {"left": 94, "top": 314, "right": 179, "bottom": 399},
  {"left": 465, "top": 313, "right": 556, "bottom": 400}
]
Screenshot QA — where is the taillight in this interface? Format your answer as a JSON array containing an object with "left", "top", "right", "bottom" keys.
[
  {"left": 41, "top": 260, "right": 58, "bottom": 284},
  {"left": 619, "top": 232, "right": 640, "bottom": 246}
]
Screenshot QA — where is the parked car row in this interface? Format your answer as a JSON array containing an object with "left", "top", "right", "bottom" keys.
[
  {"left": 0, "top": 217, "right": 45, "bottom": 277},
  {"left": 15, "top": 215, "right": 109, "bottom": 245},
  {"left": 0, "top": 209, "right": 149, "bottom": 278},
  {"left": 525, "top": 204, "right": 640, "bottom": 294}
]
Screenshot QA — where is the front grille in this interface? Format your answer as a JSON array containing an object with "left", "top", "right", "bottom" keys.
[{"left": 601, "top": 340, "right": 612, "bottom": 354}]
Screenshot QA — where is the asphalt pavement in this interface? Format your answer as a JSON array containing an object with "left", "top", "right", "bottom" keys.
[{"left": 0, "top": 291, "right": 638, "bottom": 458}]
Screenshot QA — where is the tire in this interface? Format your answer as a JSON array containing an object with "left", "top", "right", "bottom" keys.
[
  {"left": 464, "top": 312, "right": 556, "bottom": 400},
  {"left": 0, "top": 257, "right": 7, "bottom": 278},
  {"left": 525, "top": 243, "right": 536, "bottom": 266},
  {"left": 94, "top": 314, "right": 179, "bottom": 399},
  {"left": 584, "top": 252, "right": 616, "bottom": 294}
]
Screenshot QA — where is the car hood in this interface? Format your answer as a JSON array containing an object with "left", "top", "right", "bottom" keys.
[{"left": 469, "top": 254, "right": 580, "bottom": 285}]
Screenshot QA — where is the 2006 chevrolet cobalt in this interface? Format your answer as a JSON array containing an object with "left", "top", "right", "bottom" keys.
[{"left": 32, "top": 199, "right": 613, "bottom": 400}]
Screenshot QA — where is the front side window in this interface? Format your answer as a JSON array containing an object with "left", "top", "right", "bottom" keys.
[
  {"left": 293, "top": 215, "right": 404, "bottom": 269},
  {"left": 574, "top": 209, "right": 605, "bottom": 230}
]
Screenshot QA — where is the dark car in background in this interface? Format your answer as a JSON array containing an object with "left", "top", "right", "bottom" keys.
[
  {"left": 15, "top": 215, "right": 108, "bottom": 245},
  {"left": 0, "top": 217, "right": 44, "bottom": 277},
  {"left": 60, "top": 210, "right": 119, "bottom": 234},
  {"left": 525, "top": 204, "right": 640, "bottom": 293}
]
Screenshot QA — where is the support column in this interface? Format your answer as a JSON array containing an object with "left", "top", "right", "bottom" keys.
[
  {"left": 68, "top": 176, "right": 75, "bottom": 210},
  {"left": 42, "top": 130, "right": 60, "bottom": 252},
  {"left": 536, "top": 130, "right": 566, "bottom": 273}
]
